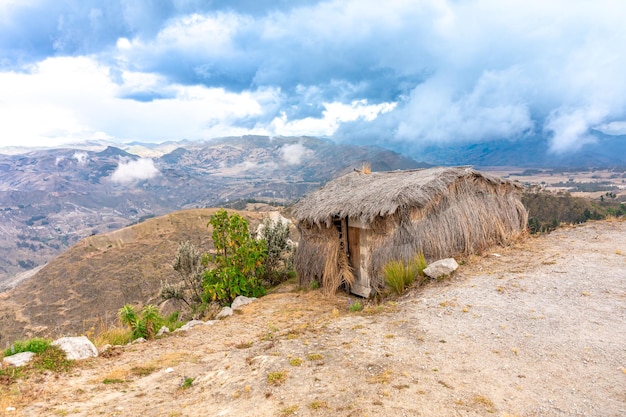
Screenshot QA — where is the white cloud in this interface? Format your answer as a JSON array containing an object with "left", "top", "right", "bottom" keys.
[
  {"left": 72, "top": 151, "right": 88, "bottom": 165},
  {"left": 594, "top": 121, "right": 626, "bottom": 136},
  {"left": 110, "top": 158, "right": 160, "bottom": 184},
  {"left": 279, "top": 143, "right": 314, "bottom": 165}
]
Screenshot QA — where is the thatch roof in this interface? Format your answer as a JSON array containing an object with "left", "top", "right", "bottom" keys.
[{"left": 293, "top": 166, "right": 521, "bottom": 226}]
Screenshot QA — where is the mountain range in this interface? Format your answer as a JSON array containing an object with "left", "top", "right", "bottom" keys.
[{"left": 0, "top": 136, "right": 424, "bottom": 290}]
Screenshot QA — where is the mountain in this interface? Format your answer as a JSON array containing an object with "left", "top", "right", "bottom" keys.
[
  {"left": 0, "top": 136, "right": 427, "bottom": 289},
  {"left": 0, "top": 208, "right": 268, "bottom": 345}
]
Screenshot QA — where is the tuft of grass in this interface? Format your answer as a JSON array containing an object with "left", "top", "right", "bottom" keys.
[
  {"left": 267, "top": 370, "right": 288, "bottom": 385},
  {"left": 367, "top": 369, "right": 392, "bottom": 384},
  {"left": 4, "top": 337, "right": 51, "bottom": 357},
  {"left": 235, "top": 340, "right": 253, "bottom": 349},
  {"left": 383, "top": 253, "right": 426, "bottom": 295},
  {"left": 280, "top": 405, "right": 299, "bottom": 416},
  {"left": 289, "top": 358, "right": 303, "bottom": 367},
  {"left": 102, "top": 378, "right": 126, "bottom": 385},
  {"left": 94, "top": 326, "right": 133, "bottom": 347},
  {"left": 130, "top": 365, "right": 158, "bottom": 377},
  {"left": 306, "top": 353, "right": 324, "bottom": 361},
  {"left": 307, "top": 400, "right": 329, "bottom": 410}
]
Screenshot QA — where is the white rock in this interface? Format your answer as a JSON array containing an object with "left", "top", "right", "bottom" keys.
[
  {"left": 164, "top": 367, "right": 174, "bottom": 373},
  {"left": 3, "top": 351, "right": 35, "bottom": 367},
  {"left": 216, "top": 307, "right": 233, "bottom": 319},
  {"left": 423, "top": 258, "right": 459, "bottom": 279},
  {"left": 231, "top": 295, "right": 256, "bottom": 310},
  {"left": 156, "top": 326, "right": 170, "bottom": 337},
  {"left": 52, "top": 336, "right": 98, "bottom": 360},
  {"left": 6, "top": 407, "right": 16, "bottom": 412},
  {"left": 176, "top": 320, "right": 204, "bottom": 332},
  {"left": 132, "top": 337, "right": 146, "bottom": 344}
]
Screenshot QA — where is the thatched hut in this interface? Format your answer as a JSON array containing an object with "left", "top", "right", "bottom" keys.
[{"left": 292, "top": 166, "right": 528, "bottom": 297}]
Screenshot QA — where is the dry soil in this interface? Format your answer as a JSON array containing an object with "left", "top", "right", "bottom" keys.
[{"left": 4, "top": 219, "right": 626, "bottom": 417}]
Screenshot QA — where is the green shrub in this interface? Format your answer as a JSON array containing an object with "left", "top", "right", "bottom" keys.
[
  {"left": 160, "top": 241, "right": 205, "bottom": 315},
  {"left": 4, "top": 337, "right": 51, "bottom": 357},
  {"left": 203, "top": 210, "right": 266, "bottom": 305},
  {"left": 32, "top": 345, "right": 73, "bottom": 372},
  {"left": 118, "top": 304, "right": 164, "bottom": 340},
  {"left": 348, "top": 300, "right": 363, "bottom": 312}
]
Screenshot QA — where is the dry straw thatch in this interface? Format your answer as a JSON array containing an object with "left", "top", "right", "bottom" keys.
[{"left": 293, "top": 166, "right": 528, "bottom": 294}]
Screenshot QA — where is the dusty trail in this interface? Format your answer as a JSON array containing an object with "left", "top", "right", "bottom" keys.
[{"left": 7, "top": 219, "right": 626, "bottom": 417}]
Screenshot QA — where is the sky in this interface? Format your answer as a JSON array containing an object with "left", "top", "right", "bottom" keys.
[{"left": 0, "top": 0, "right": 625, "bottom": 155}]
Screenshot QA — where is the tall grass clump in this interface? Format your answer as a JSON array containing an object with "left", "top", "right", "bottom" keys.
[{"left": 383, "top": 253, "right": 427, "bottom": 295}]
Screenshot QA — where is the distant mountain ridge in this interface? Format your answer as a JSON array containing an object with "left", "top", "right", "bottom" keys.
[{"left": 0, "top": 136, "right": 426, "bottom": 288}]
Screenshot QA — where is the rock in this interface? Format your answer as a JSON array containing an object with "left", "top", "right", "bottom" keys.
[
  {"left": 98, "top": 344, "right": 112, "bottom": 354},
  {"left": 156, "top": 326, "right": 170, "bottom": 337},
  {"left": 231, "top": 295, "right": 256, "bottom": 310},
  {"left": 6, "top": 407, "right": 16, "bottom": 412},
  {"left": 164, "top": 367, "right": 174, "bottom": 373},
  {"left": 216, "top": 307, "right": 233, "bottom": 319},
  {"left": 132, "top": 337, "right": 146, "bottom": 344},
  {"left": 176, "top": 320, "right": 204, "bottom": 332},
  {"left": 52, "top": 336, "right": 98, "bottom": 360},
  {"left": 423, "top": 258, "right": 459, "bottom": 279},
  {"left": 3, "top": 351, "right": 35, "bottom": 367}
]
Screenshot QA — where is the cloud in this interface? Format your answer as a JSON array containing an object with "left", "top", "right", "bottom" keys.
[
  {"left": 72, "top": 151, "right": 88, "bottom": 165},
  {"left": 279, "top": 143, "right": 314, "bottom": 165},
  {"left": 110, "top": 157, "right": 159, "bottom": 183},
  {"left": 0, "top": 0, "right": 625, "bottom": 159}
]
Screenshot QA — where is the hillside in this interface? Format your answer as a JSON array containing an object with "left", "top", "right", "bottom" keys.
[
  {"left": 0, "top": 208, "right": 272, "bottom": 345},
  {"left": 0, "top": 135, "right": 426, "bottom": 289},
  {"left": 3, "top": 219, "right": 625, "bottom": 416}
]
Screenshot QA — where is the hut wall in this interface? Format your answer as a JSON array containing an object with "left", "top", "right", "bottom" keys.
[{"left": 367, "top": 179, "right": 527, "bottom": 292}]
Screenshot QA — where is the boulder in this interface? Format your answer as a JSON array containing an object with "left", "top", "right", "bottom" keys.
[
  {"left": 231, "top": 295, "right": 256, "bottom": 310},
  {"left": 216, "top": 307, "right": 233, "bottom": 319},
  {"left": 3, "top": 351, "right": 35, "bottom": 367},
  {"left": 424, "top": 258, "right": 459, "bottom": 279},
  {"left": 156, "top": 326, "right": 170, "bottom": 337},
  {"left": 51, "top": 336, "right": 98, "bottom": 360}
]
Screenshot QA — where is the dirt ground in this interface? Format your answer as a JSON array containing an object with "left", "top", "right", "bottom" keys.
[{"left": 4, "top": 219, "right": 626, "bottom": 417}]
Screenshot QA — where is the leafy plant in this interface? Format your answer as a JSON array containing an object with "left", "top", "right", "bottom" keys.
[
  {"left": 4, "top": 337, "right": 51, "bottom": 357},
  {"left": 118, "top": 304, "right": 164, "bottom": 340},
  {"left": 203, "top": 210, "right": 267, "bottom": 305},
  {"left": 348, "top": 300, "right": 363, "bottom": 312},
  {"left": 180, "top": 377, "right": 194, "bottom": 390}
]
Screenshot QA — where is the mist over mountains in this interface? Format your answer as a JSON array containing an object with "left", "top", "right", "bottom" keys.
[{"left": 0, "top": 136, "right": 423, "bottom": 289}]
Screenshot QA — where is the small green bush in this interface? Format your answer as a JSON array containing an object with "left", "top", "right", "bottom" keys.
[
  {"left": 118, "top": 304, "right": 164, "bottom": 340},
  {"left": 4, "top": 337, "right": 51, "bottom": 357},
  {"left": 32, "top": 345, "right": 73, "bottom": 372},
  {"left": 348, "top": 300, "right": 363, "bottom": 312}
]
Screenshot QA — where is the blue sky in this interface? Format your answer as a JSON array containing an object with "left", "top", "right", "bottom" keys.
[{"left": 0, "top": 0, "right": 625, "bottom": 154}]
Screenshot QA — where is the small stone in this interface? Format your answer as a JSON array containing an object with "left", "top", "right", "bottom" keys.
[
  {"left": 231, "top": 295, "right": 256, "bottom": 310},
  {"left": 132, "top": 337, "right": 147, "bottom": 344},
  {"left": 164, "top": 367, "right": 174, "bottom": 373},
  {"left": 424, "top": 258, "right": 459, "bottom": 279},
  {"left": 216, "top": 307, "right": 233, "bottom": 319},
  {"left": 156, "top": 326, "right": 170, "bottom": 337},
  {"left": 6, "top": 407, "right": 16, "bottom": 412}
]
